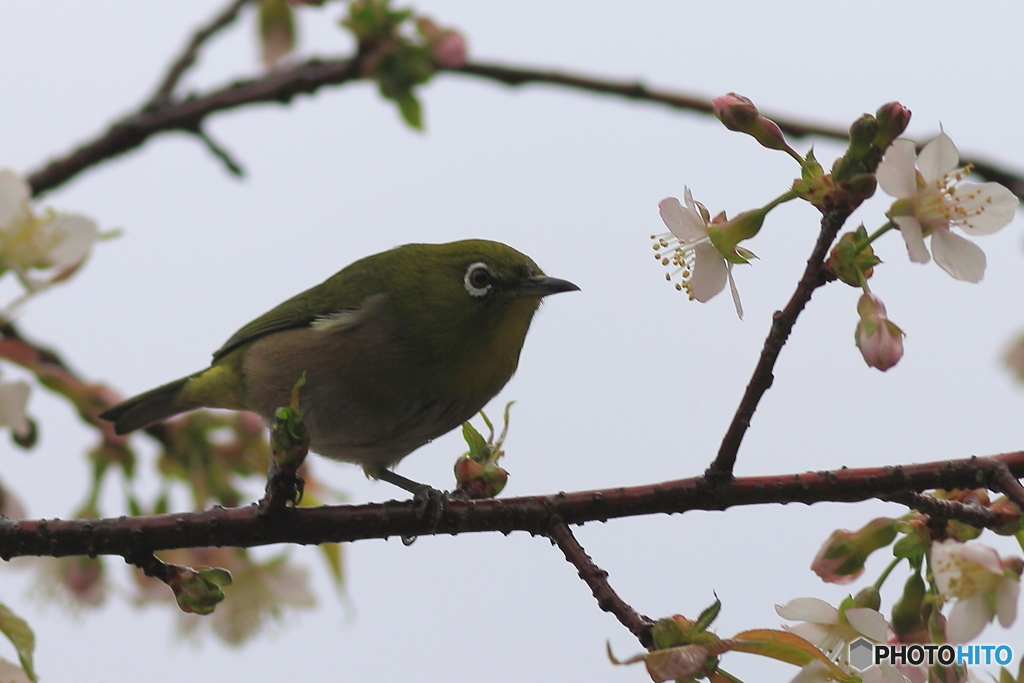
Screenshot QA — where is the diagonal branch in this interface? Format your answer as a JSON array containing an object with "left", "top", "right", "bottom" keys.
[
  {"left": 147, "top": 0, "right": 257, "bottom": 108},
  {"left": 2, "top": 451, "right": 1020, "bottom": 561},
  {"left": 547, "top": 519, "right": 654, "bottom": 647},
  {"left": 705, "top": 208, "right": 846, "bottom": 482},
  {"left": 27, "top": 56, "right": 362, "bottom": 197}
]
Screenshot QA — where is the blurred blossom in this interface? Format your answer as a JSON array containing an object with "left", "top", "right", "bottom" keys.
[
  {"left": 0, "top": 169, "right": 100, "bottom": 292},
  {"left": 0, "top": 380, "right": 30, "bottom": 439},
  {"left": 1003, "top": 334, "right": 1024, "bottom": 383},
  {"left": 0, "top": 659, "right": 32, "bottom": 683},
  {"left": 176, "top": 548, "right": 315, "bottom": 645},
  {"left": 876, "top": 133, "right": 1017, "bottom": 282},
  {"left": 417, "top": 18, "right": 467, "bottom": 68},
  {"left": 931, "top": 539, "right": 1022, "bottom": 644}
]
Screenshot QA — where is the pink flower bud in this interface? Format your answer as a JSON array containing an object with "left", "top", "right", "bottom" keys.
[
  {"left": 812, "top": 517, "right": 898, "bottom": 584},
  {"left": 712, "top": 93, "right": 789, "bottom": 152},
  {"left": 874, "top": 102, "right": 912, "bottom": 150},
  {"left": 855, "top": 294, "right": 905, "bottom": 371},
  {"left": 416, "top": 18, "right": 467, "bottom": 68}
]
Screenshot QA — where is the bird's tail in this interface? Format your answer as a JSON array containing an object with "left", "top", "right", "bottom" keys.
[{"left": 99, "top": 375, "right": 198, "bottom": 435}]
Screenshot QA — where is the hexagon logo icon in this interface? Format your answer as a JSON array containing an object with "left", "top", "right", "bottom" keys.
[{"left": 849, "top": 638, "right": 874, "bottom": 671}]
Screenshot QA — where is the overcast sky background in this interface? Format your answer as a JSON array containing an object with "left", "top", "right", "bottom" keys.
[{"left": 2, "top": 2, "right": 1023, "bottom": 681}]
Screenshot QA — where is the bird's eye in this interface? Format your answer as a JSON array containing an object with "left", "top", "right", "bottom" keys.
[{"left": 464, "top": 262, "right": 495, "bottom": 298}]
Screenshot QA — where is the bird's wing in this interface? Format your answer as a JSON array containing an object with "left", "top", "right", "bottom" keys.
[{"left": 212, "top": 264, "right": 384, "bottom": 362}]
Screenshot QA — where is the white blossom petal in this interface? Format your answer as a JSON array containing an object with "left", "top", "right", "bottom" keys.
[
  {"left": 0, "top": 170, "right": 31, "bottom": 230},
  {"left": 946, "top": 593, "right": 991, "bottom": 644},
  {"left": 950, "top": 182, "right": 1018, "bottom": 236},
  {"left": 43, "top": 214, "right": 99, "bottom": 267},
  {"left": 659, "top": 197, "right": 707, "bottom": 242},
  {"left": 775, "top": 597, "right": 839, "bottom": 624},
  {"left": 789, "top": 660, "right": 832, "bottom": 683},
  {"left": 845, "top": 607, "right": 889, "bottom": 642},
  {"left": 876, "top": 140, "right": 919, "bottom": 199},
  {"left": 782, "top": 622, "right": 831, "bottom": 648},
  {"left": 725, "top": 263, "right": 743, "bottom": 319},
  {"left": 688, "top": 242, "right": 727, "bottom": 302},
  {"left": 892, "top": 216, "right": 930, "bottom": 263},
  {"left": 930, "top": 228, "right": 986, "bottom": 282},
  {"left": 995, "top": 575, "right": 1019, "bottom": 627},
  {"left": 861, "top": 664, "right": 912, "bottom": 683},
  {"left": 917, "top": 132, "right": 959, "bottom": 182}
]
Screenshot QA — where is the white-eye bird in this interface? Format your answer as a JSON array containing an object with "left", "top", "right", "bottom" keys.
[{"left": 100, "top": 240, "right": 578, "bottom": 488}]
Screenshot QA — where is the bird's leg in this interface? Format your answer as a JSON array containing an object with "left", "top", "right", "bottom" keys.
[{"left": 371, "top": 468, "right": 449, "bottom": 536}]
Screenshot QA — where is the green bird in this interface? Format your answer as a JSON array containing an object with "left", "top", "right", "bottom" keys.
[{"left": 99, "top": 239, "right": 578, "bottom": 490}]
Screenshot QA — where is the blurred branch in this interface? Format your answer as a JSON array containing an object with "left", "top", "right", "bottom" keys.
[
  {"left": 448, "top": 63, "right": 1024, "bottom": 198},
  {"left": 147, "top": 0, "right": 257, "bottom": 107},
  {"left": 2, "top": 451, "right": 1020, "bottom": 560},
  {"left": 547, "top": 519, "right": 654, "bottom": 648},
  {"left": 26, "top": 56, "right": 362, "bottom": 197},
  {"left": 26, "top": 56, "right": 1024, "bottom": 198}
]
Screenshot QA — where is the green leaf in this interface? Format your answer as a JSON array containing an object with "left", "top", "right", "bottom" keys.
[
  {"left": 461, "top": 422, "right": 487, "bottom": 458},
  {"left": 0, "top": 603, "right": 36, "bottom": 682},
  {"left": 396, "top": 93, "right": 422, "bottom": 130},
  {"left": 318, "top": 543, "right": 345, "bottom": 589},
  {"left": 727, "top": 630, "right": 857, "bottom": 683}
]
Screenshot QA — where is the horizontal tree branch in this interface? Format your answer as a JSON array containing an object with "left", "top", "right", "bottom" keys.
[
  {"left": 2, "top": 451, "right": 1020, "bottom": 561},
  {"left": 26, "top": 57, "right": 1024, "bottom": 199}
]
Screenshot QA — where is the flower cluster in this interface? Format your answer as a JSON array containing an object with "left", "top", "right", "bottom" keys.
[
  {"left": 781, "top": 493, "right": 1024, "bottom": 683},
  {"left": 651, "top": 96, "right": 1019, "bottom": 372}
]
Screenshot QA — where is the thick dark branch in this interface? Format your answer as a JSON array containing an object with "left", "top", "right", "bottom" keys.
[
  {"left": 147, "top": 0, "right": 256, "bottom": 107},
  {"left": 2, "top": 451, "right": 1020, "bottom": 561},
  {"left": 706, "top": 208, "right": 847, "bottom": 481},
  {"left": 547, "top": 520, "right": 654, "bottom": 648},
  {"left": 27, "top": 57, "right": 361, "bottom": 196}
]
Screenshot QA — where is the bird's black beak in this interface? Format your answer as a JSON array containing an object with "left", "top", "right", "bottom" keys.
[{"left": 513, "top": 275, "right": 580, "bottom": 297}]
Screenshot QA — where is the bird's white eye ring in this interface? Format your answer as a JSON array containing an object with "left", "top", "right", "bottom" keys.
[{"left": 464, "top": 262, "right": 495, "bottom": 297}]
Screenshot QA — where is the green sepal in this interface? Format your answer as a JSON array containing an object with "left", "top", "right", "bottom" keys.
[
  {"left": 693, "top": 596, "right": 722, "bottom": 632},
  {"left": 271, "top": 373, "right": 309, "bottom": 466},
  {"left": 800, "top": 147, "right": 823, "bottom": 180},
  {"left": 892, "top": 526, "right": 927, "bottom": 568},
  {"left": 0, "top": 602, "right": 36, "bottom": 682},
  {"left": 461, "top": 421, "right": 488, "bottom": 460},
  {"left": 891, "top": 570, "right": 926, "bottom": 636}
]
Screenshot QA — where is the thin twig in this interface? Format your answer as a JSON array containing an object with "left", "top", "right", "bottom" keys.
[
  {"left": 705, "top": 208, "right": 847, "bottom": 482},
  {"left": 3, "top": 451, "right": 1022, "bottom": 560},
  {"left": 148, "top": 0, "right": 257, "bottom": 108},
  {"left": 547, "top": 519, "right": 654, "bottom": 647}
]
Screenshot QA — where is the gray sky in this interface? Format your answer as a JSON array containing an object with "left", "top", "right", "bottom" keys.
[{"left": 1, "top": 1, "right": 1023, "bottom": 681}]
